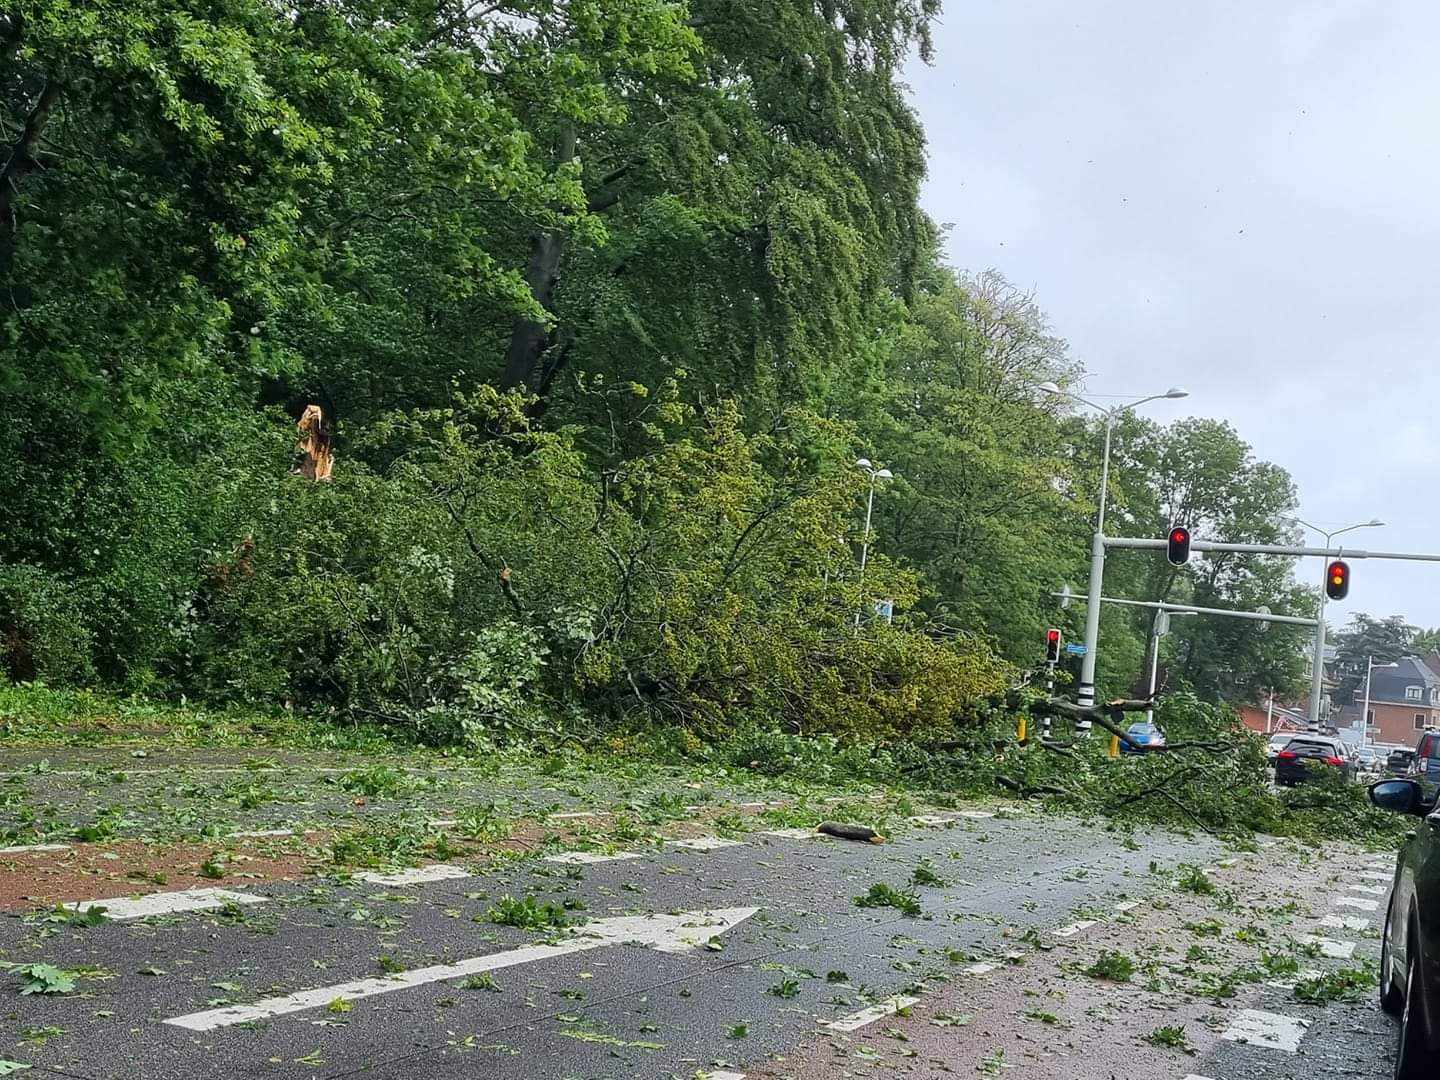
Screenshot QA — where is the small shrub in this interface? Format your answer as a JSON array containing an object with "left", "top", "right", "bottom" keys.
[
  {"left": 1084, "top": 951, "right": 1134, "bottom": 982},
  {"left": 853, "top": 882, "right": 922, "bottom": 917},
  {"left": 486, "top": 895, "right": 570, "bottom": 930}
]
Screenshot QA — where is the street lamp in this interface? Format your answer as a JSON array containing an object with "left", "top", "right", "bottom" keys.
[
  {"left": 1037, "top": 381, "right": 1190, "bottom": 710},
  {"left": 855, "top": 459, "right": 894, "bottom": 627},
  {"left": 1289, "top": 516, "right": 1385, "bottom": 731},
  {"left": 1360, "top": 656, "right": 1400, "bottom": 752}
]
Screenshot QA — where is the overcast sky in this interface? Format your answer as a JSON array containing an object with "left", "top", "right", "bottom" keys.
[{"left": 905, "top": 0, "right": 1440, "bottom": 633}]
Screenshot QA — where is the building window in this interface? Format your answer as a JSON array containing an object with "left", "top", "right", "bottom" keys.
[
  {"left": 1368, "top": 709, "right": 1376, "bottom": 726},
  {"left": 1417, "top": 713, "right": 1428, "bottom": 730},
  {"left": 1432, "top": 688, "right": 1439, "bottom": 704},
  {"left": 1407, "top": 686, "right": 1423, "bottom": 701}
]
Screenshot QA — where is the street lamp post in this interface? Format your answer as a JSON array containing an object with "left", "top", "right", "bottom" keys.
[
  {"left": 1038, "top": 382, "right": 1189, "bottom": 713},
  {"left": 854, "top": 459, "right": 894, "bottom": 628},
  {"left": 1290, "top": 516, "right": 1384, "bottom": 732},
  {"left": 1360, "top": 656, "right": 1399, "bottom": 752}
]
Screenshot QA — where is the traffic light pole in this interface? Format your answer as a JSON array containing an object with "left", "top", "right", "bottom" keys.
[{"left": 1087, "top": 535, "right": 1440, "bottom": 730}]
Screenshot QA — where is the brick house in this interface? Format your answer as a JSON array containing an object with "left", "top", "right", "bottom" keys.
[{"left": 1336, "top": 654, "right": 1440, "bottom": 748}]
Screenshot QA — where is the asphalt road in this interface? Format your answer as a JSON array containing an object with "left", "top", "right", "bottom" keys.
[{"left": 0, "top": 762, "right": 1402, "bottom": 1080}]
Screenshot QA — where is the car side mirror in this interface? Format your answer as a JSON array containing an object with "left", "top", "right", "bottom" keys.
[{"left": 1369, "top": 778, "right": 1427, "bottom": 816}]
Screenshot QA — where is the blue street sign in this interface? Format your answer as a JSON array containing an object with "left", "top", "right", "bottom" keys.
[{"left": 1064, "top": 643, "right": 1087, "bottom": 655}]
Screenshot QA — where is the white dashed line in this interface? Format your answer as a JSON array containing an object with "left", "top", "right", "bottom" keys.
[
  {"left": 1300, "top": 934, "right": 1356, "bottom": 960},
  {"left": 1221, "top": 1008, "right": 1310, "bottom": 1052},
  {"left": 909, "top": 815, "right": 954, "bottom": 826},
  {"left": 1319, "top": 914, "right": 1371, "bottom": 931},
  {"left": 667, "top": 837, "right": 744, "bottom": 852},
  {"left": 1182, "top": 1074, "right": 1217, "bottom": 1080},
  {"left": 355, "top": 864, "right": 472, "bottom": 887},
  {"left": 542, "top": 851, "right": 643, "bottom": 865},
  {"left": 1358, "top": 871, "right": 1393, "bottom": 882},
  {"left": 67, "top": 887, "right": 267, "bottom": 920},
  {"left": 231, "top": 828, "right": 295, "bottom": 838},
  {"left": 961, "top": 961, "right": 1000, "bottom": 975},
  {"left": 824, "top": 994, "right": 921, "bottom": 1032},
  {"left": 426, "top": 819, "right": 459, "bottom": 829},
  {"left": 956, "top": 810, "right": 995, "bottom": 819},
  {"left": 551, "top": 811, "right": 599, "bottom": 820},
  {"left": 1115, "top": 900, "right": 1141, "bottom": 913},
  {"left": 1214, "top": 857, "right": 1239, "bottom": 868},
  {"left": 1348, "top": 884, "right": 1386, "bottom": 895},
  {"left": 0, "top": 843, "right": 69, "bottom": 854},
  {"left": 1052, "top": 919, "right": 1098, "bottom": 938},
  {"left": 702, "top": 1072, "right": 746, "bottom": 1080},
  {"left": 1335, "top": 896, "right": 1380, "bottom": 912},
  {"left": 759, "top": 828, "right": 818, "bottom": 839}
]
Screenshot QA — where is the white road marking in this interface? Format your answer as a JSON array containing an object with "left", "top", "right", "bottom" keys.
[
  {"left": 737, "top": 801, "right": 768, "bottom": 808},
  {"left": 909, "top": 815, "right": 954, "bottom": 826},
  {"left": 1214, "top": 857, "right": 1239, "bottom": 867},
  {"left": 1182, "top": 1075, "right": 1216, "bottom": 1080},
  {"left": 956, "top": 810, "right": 995, "bottom": 819},
  {"left": 1319, "top": 914, "right": 1372, "bottom": 931},
  {"left": 1221, "top": 1009, "right": 1309, "bottom": 1052},
  {"left": 1358, "top": 871, "right": 1393, "bottom": 882},
  {"left": 1335, "top": 896, "right": 1380, "bottom": 912},
  {"left": 760, "top": 828, "right": 818, "bottom": 839},
  {"left": 355, "top": 864, "right": 471, "bottom": 887},
  {"left": 702, "top": 1072, "right": 746, "bottom": 1080},
  {"left": 551, "top": 811, "right": 599, "bottom": 820},
  {"left": 231, "top": 828, "right": 296, "bottom": 838},
  {"left": 1115, "top": 900, "right": 1141, "bottom": 913},
  {"left": 1300, "top": 934, "right": 1356, "bottom": 960},
  {"left": 543, "top": 851, "right": 643, "bottom": 865},
  {"left": 1258, "top": 839, "right": 1278, "bottom": 848},
  {"left": 426, "top": 819, "right": 458, "bottom": 829},
  {"left": 1348, "top": 883, "right": 1386, "bottom": 895},
  {"left": 1266, "top": 968, "right": 1322, "bottom": 990},
  {"left": 1052, "top": 919, "right": 1098, "bottom": 938},
  {"left": 667, "top": 837, "right": 744, "bottom": 852},
  {"left": 961, "top": 961, "right": 999, "bottom": 975},
  {"left": 0, "top": 843, "right": 69, "bottom": 854},
  {"left": 67, "top": 887, "right": 267, "bottom": 920},
  {"left": 824, "top": 994, "right": 921, "bottom": 1032},
  {"left": 165, "top": 907, "right": 758, "bottom": 1031}
]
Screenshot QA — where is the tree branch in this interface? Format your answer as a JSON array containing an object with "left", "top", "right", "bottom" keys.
[{"left": 0, "top": 78, "right": 61, "bottom": 233}]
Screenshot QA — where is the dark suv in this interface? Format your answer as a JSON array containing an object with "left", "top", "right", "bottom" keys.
[
  {"left": 1274, "top": 735, "right": 1353, "bottom": 786},
  {"left": 1368, "top": 777, "right": 1440, "bottom": 1078}
]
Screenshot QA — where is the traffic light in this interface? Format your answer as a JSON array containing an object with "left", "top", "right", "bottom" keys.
[
  {"left": 1166, "top": 525, "right": 1191, "bottom": 565},
  {"left": 1045, "top": 627, "right": 1062, "bottom": 663},
  {"left": 1325, "top": 560, "right": 1350, "bottom": 600}
]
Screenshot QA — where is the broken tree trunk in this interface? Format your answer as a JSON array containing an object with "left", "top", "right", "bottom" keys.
[{"left": 294, "top": 404, "right": 333, "bottom": 482}]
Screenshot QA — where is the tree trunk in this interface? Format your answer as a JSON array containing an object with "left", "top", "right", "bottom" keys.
[
  {"left": 499, "top": 127, "right": 576, "bottom": 393},
  {"left": 0, "top": 78, "right": 60, "bottom": 280}
]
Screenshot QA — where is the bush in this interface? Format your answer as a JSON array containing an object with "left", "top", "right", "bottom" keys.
[{"left": 0, "top": 564, "right": 94, "bottom": 685}]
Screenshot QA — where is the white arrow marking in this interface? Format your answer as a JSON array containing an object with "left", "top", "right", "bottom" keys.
[
  {"left": 163, "top": 906, "right": 758, "bottom": 1031},
  {"left": 66, "top": 887, "right": 266, "bottom": 921}
]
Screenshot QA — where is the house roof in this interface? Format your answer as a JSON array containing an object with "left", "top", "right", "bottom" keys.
[{"left": 1365, "top": 655, "right": 1440, "bottom": 705}]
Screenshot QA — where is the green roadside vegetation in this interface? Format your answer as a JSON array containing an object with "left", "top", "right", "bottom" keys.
[{"left": 0, "top": 684, "right": 1406, "bottom": 851}]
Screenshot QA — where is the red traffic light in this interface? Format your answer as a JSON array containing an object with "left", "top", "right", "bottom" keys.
[
  {"left": 1045, "top": 627, "right": 1062, "bottom": 662},
  {"left": 1325, "top": 560, "right": 1350, "bottom": 600},
  {"left": 1166, "top": 525, "right": 1191, "bottom": 565}
]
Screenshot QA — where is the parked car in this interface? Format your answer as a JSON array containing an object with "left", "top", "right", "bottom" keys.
[
  {"left": 1389, "top": 747, "right": 1419, "bottom": 777},
  {"left": 1266, "top": 732, "right": 1296, "bottom": 763},
  {"left": 1367, "top": 777, "right": 1440, "bottom": 1078},
  {"left": 1121, "top": 721, "right": 1165, "bottom": 753},
  {"left": 1412, "top": 730, "right": 1440, "bottom": 799},
  {"left": 1274, "top": 735, "right": 1353, "bottom": 786}
]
